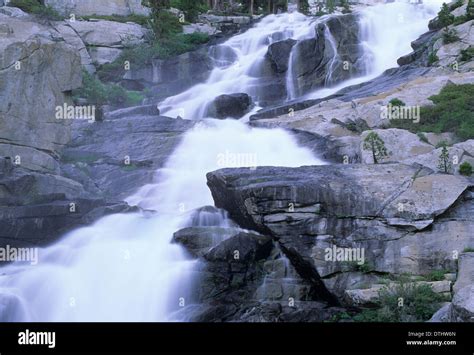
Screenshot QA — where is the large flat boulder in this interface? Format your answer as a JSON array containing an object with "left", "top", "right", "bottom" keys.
[{"left": 207, "top": 164, "right": 474, "bottom": 296}]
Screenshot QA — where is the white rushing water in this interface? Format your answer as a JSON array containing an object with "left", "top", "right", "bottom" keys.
[
  {"left": 305, "top": 0, "right": 445, "bottom": 99},
  {"left": 0, "top": 0, "right": 444, "bottom": 321},
  {"left": 0, "top": 120, "right": 320, "bottom": 322}
]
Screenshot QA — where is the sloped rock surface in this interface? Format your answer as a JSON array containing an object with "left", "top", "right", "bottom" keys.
[{"left": 207, "top": 164, "right": 474, "bottom": 299}]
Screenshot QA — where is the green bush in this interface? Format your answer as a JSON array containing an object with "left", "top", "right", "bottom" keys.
[
  {"left": 463, "top": 247, "right": 474, "bottom": 252},
  {"left": 391, "top": 84, "right": 474, "bottom": 140},
  {"left": 9, "top": 0, "right": 63, "bottom": 20},
  {"left": 73, "top": 71, "right": 143, "bottom": 107},
  {"left": 389, "top": 98, "right": 406, "bottom": 107},
  {"left": 459, "top": 161, "right": 473, "bottom": 176},
  {"left": 97, "top": 33, "right": 210, "bottom": 82},
  {"left": 170, "top": 0, "right": 207, "bottom": 22},
  {"left": 74, "top": 71, "right": 108, "bottom": 106},
  {"left": 427, "top": 270, "right": 446, "bottom": 281},
  {"left": 442, "top": 28, "right": 460, "bottom": 44},
  {"left": 150, "top": 8, "right": 183, "bottom": 38},
  {"left": 353, "top": 282, "right": 446, "bottom": 322},
  {"left": 417, "top": 132, "right": 429, "bottom": 144},
  {"left": 9, "top": 0, "right": 41, "bottom": 12},
  {"left": 460, "top": 46, "right": 474, "bottom": 61},
  {"left": 428, "top": 51, "right": 439, "bottom": 66}
]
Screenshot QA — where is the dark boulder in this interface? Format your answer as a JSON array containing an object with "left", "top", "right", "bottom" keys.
[
  {"left": 172, "top": 226, "right": 243, "bottom": 258},
  {"left": 266, "top": 39, "right": 297, "bottom": 73},
  {"left": 204, "top": 231, "right": 272, "bottom": 263},
  {"left": 207, "top": 93, "right": 252, "bottom": 119}
]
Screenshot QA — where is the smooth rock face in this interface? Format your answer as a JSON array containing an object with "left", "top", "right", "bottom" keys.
[
  {"left": 67, "top": 20, "right": 147, "bottom": 48},
  {"left": 0, "top": 164, "right": 136, "bottom": 249},
  {"left": 61, "top": 115, "right": 196, "bottom": 200},
  {"left": 44, "top": 0, "right": 150, "bottom": 16},
  {"left": 0, "top": 14, "right": 82, "bottom": 173},
  {"left": 454, "top": 252, "right": 474, "bottom": 293},
  {"left": 360, "top": 129, "right": 434, "bottom": 164},
  {"left": 266, "top": 39, "right": 297, "bottom": 73},
  {"left": 124, "top": 48, "right": 213, "bottom": 100},
  {"left": 452, "top": 285, "right": 474, "bottom": 322},
  {"left": 206, "top": 164, "right": 474, "bottom": 297}
]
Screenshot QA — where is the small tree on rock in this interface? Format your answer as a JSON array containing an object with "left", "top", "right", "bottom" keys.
[
  {"left": 438, "top": 2, "right": 455, "bottom": 28},
  {"left": 437, "top": 143, "right": 452, "bottom": 174},
  {"left": 363, "top": 131, "right": 389, "bottom": 164}
]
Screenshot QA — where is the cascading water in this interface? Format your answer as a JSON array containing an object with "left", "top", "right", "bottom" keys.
[
  {"left": 0, "top": 0, "right": 445, "bottom": 322},
  {"left": 159, "top": 11, "right": 316, "bottom": 119},
  {"left": 323, "top": 23, "right": 341, "bottom": 87},
  {"left": 304, "top": 0, "right": 445, "bottom": 99},
  {"left": 0, "top": 119, "right": 321, "bottom": 322}
]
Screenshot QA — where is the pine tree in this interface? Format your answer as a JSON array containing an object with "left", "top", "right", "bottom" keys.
[
  {"left": 341, "top": 0, "right": 351, "bottom": 13},
  {"left": 467, "top": 0, "right": 474, "bottom": 20},
  {"left": 437, "top": 143, "right": 452, "bottom": 173},
  {"left": 363, "top": 132, "right": 389, "bottom": 164},
  {"left": 437, "top": 2, "right": 455, "bottom": 28},
  {"left": 326, "top": 0, "right": 335, "bottom": 13}
]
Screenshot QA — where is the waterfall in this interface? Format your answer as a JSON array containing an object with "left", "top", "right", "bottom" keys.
[
  {"left": 159, "top": 11, "right": 316, "bottom": 119},
  {"left": 323, "top": 23, "right": 340, "bottom": 87},
  {"left": 0, "top": 0, "right": 445, "bottom": 322},
  {"left": 357, "top": 0, "right": 445, "bottom": 78},
  {"left": 0, "top": 120, "right": 321, "bottom": 322}
]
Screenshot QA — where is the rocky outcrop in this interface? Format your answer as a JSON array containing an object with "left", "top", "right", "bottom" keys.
[
  {"left": 289, "top": 14, "right": 365, "bottom": 96},
  {"left": 0, "top": 14, "right": 82, "bottom": 174},
  {"left": 206, "top": 164, "right": 474, "bottom": 302},
  {"left": 266, "top": 39, "right": 297, "bottom": 73},
  {"left": 0, "top": 160, "right": 137, "bottom": 249},
  {"left": 61, "top": 114, "right": 195, "bottom": 201},
  {"left": 172, "top": 223, "right": 344, "bottom": 322},
  {"left": 57, "top": 19, "right": 148, "bottom": 67},
  {"left": 450, "top": 252, "right": 474, "bottom": 321},
  {"left": 399, "top": 2, "right": 474, "bottom": 72},
  {"left": 124, "top": 47, "right": 213, "bottom": 99},
  {"left": 206, "top": 93, "right": 252, "bottom": 119},
  {"left": 198, "top": 14, "right": 254, "bottom": 35}
]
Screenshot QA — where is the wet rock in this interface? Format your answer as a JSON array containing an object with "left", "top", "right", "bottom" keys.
[
  {"left": 61, "top": 115, "right": 196, "bottom": 200},
  {"left": 172, "top": 226, "right": 243, "bottom": 258},
  {"left": 266, "top": 39, "right": 297, "bottom": 73},
  {"left": 204, "top": 231, "right": 272, "bottom": 263},
  {"left": 207, "top": 93, "right": 252, "bottom": 119},
  {"left": 0, "top": 165, "right": 136, "bottom": 249}
]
